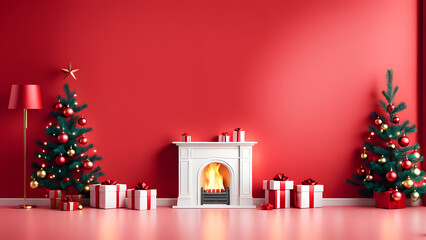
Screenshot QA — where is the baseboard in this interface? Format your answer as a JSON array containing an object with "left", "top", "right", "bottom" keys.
[{"left": 2, "top": 197, "right": 421, "bottom": 207}]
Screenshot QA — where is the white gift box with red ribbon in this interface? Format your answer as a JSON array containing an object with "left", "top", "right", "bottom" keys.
[
  {"left": 49, "top": 190, "right": 63, "bottom": 199},
  {"left": 127, "top": 189, "right": 157, "bottom": 210},
  {"left": 59, "top": 201, "right": 78, "bottom": 211},
  {"left": 294, "top": 185, "right": 324, "bottom": 208},
  {"left": 181, "top": 133, "right": 191, "bottom": 142},
  {"left": 218, "top": 133, "right": 230, "bottom": 142},
  {"left": 263, "top": 180, "right": 293, "bottom": 208},
  {"left": 233, "top": 128, "right": 245, "bottom": 142},
  {"left": 89, "top": 184, "right": 127, "bottom": 209}
]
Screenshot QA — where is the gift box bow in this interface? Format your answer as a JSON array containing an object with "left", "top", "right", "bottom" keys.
[
  {"left": 102, "top": 180, "right": 117, "bottom": 185},
  {"left": 135, "top": 182, "right": 150, "bottom": 190},
  {"left": 61, "top": 197, "right": 73, "bottom": 202},
  {"left": 182, "top": 133, "right": 189, "bottom": 136},
  {"left": 273, "top": 173, "right": 289, "bottom": 181},
  {"left": 261, "top": 203, "right": 273, "bottom": 210},
  {"left": 234, "top": 128, "right": 243, "bottom": 131},
  {"left": 222, "top": 132, "right": 230, "bottom": 136},
  {"left": 302, "top": 178, "right": 318, "bottom": 185}
]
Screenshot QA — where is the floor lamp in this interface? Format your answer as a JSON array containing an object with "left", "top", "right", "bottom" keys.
[{"left": 8, "top": 84, "right": 42, "bottom": 209}]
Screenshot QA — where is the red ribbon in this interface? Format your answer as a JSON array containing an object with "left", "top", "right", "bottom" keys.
[
  {"left": 302, "top": 178, "right": 318, "bottom": 185},
  {"left": 102, "top": 180, "right": 117, "bottom": 185},
  {"left": 116, "top": 185, "right": 120, "bottom": 208},
  {"left": 147, "top": 190, "right": 151, "bottom": 210},
  {"left": 309, "top": 185, "right": 314, "bottom": 208},
  {"left": 268, "top": 190, "right": 286, "bottom": 208},
  {"left": 273, "top": 173, "right": 289, "bottom": 181},
  {"left": 234, "top": 128, "right": 242, "bottom": 131},
  {"left": 135, "top": 182, "right": 149, "bottom": 190},
  {"left": 261, "top": 203, "right": 273, "bottom": 210},
  {"left": 95, "top": 185, "right": 100, "bottom": 208},
  {"left": 182, "top": 133, "right": 189, "bottom": 136}
]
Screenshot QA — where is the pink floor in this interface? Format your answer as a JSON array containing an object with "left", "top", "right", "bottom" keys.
[{"left": 1, "top": 206, "right": 426, "bottom": 240}]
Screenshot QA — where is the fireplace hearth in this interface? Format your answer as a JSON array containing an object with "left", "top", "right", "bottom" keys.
[{"left": 201, "top": 187, "right": 230, "bottom": 205}]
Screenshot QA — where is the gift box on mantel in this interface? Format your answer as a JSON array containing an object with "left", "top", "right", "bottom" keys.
[
  {"left": 59, "top": 198, "right": 78, "bottom": 211},
  {"left": 218, "top": 132, "right": 230, "bottom": 142},
  {"left": 294, "top": 178, "right": 324, "bottom": 208},
  {"left": 263, "top": 174, "right": 294, "bottom": 209},
  {"left": 127, "top": 183, "right": 157, "bottom": 210},
  {"left": 233, "top": 128, "right": 245, "bottom": 142},
  {"left": 182, "top": 133, "right": 191, "bottom": 142},
  {"left": 374, "top": 190, "right": 406, "bottom": 209},
  {"left": 90, "top": 180, "right": 127, "bottom": 209}
]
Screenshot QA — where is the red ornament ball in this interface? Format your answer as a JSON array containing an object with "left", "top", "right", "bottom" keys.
[
  {"left": 391, "top": 190, "right": 402, "bottom": 201},
  {"left": 401, "top": 158, "right": 412, "bottom": 170},
  {"left": 83, "top": 160, "right": 93, "bottom": 170},
  {"left": 55, "top": 155, "right": 66, "bottom": 166},
  {"left": 398, "top": 135, "right": 410, "bottom": 147},
  {"left": 63, "top": 177, "right": 70, "bottom": 182},
  {"left": 387, "top": 103, "right": 395, "bottom": 112},
  {"left": 57, "top": 131, "right": 69, "bottom": 143},
  {"left": 78, "top": 117, "right": 87, "bottom": 126},
  {"left": 54, "top": 102, "right": 63, "bottom": 110},
  {"left": 386, "top": 170, "right": 398, "bottom": 182},
  {"left": 79, "top": 136, "right": 88, "bottom": 145},
  {"left": 63, "top": 106, "right": 74, "bottom": 117},
  {"left": 392, "top": 115, "right": 400, "bottom": 124},
  {"left": 357, "top": 167, "right": 366, "bottom": 176},
  {"left": 374, "top": 117, "right": 383, "bottom": 126}
]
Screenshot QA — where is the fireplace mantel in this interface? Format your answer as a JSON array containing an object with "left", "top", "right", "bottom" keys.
[{"left": 173, "top": 141, "right": 257, "bottom": 208}]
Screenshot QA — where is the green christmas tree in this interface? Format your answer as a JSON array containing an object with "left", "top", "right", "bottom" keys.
[
  {"left": 31, "top": 83, "right": 104, "bottom": 194},
  {"left": 347, "top": 70, "right": 426, "bottom": 201}
]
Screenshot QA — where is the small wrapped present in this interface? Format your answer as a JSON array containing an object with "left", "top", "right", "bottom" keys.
[
  {"left": 181, "top": 133, "right": 191, "bottom": 142},
  {"left": 375, "top": 190, "right": 406, "bottom": 209},
  {"left": 66, "top": 194, "right": 83, "bottom": 205},
  {"left": 127, "top": 182, "right": 157, "bottom": 210},
  {"left": 232, "top": 128, "right": 245, "bottom": 142},
  {"left": 59, "top": 198, "right": 78, "bottom": 211},
  {"left": 49, "top": 190, "right": 63, "bottom": 199},
  {"left": 294, "top": 178, "right": 324, "bottom": 208},
  {"left": 218, "top": 132, "right": 230, "bottom": 142},
  {"left": 50, "top": 198, "right": 61, "bottom": 209},
  {"left": 261, "top": 203, "right": 273, "bottom": 210},
  {"left": 263, "top": 174, "right": 293, "bottom": 209},
  {"left": 89, "top": 180, "right": 127, "bottom": 209}
]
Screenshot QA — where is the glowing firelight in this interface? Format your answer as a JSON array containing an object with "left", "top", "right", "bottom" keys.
[{"left": 204, "top": 163, "right": 224, "bottom": 191}]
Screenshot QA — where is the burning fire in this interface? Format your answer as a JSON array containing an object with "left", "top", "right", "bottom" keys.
[{"left": 204, "top": 163, "right": 224, "bottom": 191}]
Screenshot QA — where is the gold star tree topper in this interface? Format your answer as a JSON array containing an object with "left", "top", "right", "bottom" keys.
[{"left": 61, "top": 62, "right": 79, "bottom": 80}]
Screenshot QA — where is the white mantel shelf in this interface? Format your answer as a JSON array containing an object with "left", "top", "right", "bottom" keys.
[{"left": 173, "top": 142, "right": 257, "bottom": 147}]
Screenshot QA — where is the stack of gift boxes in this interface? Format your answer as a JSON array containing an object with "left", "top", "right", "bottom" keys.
[
  {"left": 262, "top": 174, "right": 324, "bottom": 210},
  {"left": 48, "top": 180, "right": 157, "bottom": 211},
  {"left": 182, "top": 127, "right": 246, "bottom": 143}
]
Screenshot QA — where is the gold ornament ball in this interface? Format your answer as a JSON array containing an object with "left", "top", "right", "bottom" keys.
[
  {"left": 360, "top": 153, "right": 368, "bottom": 160},
  {"left": 30, "top": 180, "right": 39, "bottom": 189},
  {"left": 67, "top": 148, "right": 76, "bottom": 157},
  {"left": 36, "top": 169, "right": 46, "bottom": 179},
  {"left": 413, "top": 151, "right": 421, "bottom": 159},
  {"left": 413, "top": 168, "right": 421, "bottom": 176},
  {"left": 388, "top": 143, "right": 396, "bottom": 149},
  {"left": 381, "top": 124, "right": 389, "bottom": 131},
  {"left": 377, "top": 156, "right": 387, "bottom": 164},
  {"left": 83, "top": 185, "right": 90, "bottom": 192},
  {"left": 56, "top": 125, "right": 61, "bottom": 129},
  {"left": 365, "top": 174, "right": 374, "bottom": 181},
  {"left": 77, "top": 204, "right": 83, "bottom": 210},
  {"left": 410, "top": 191, "right": 420, "bottom": 202},
  {"left": 403, "top": 178, "right": 414, "bottom": 189}
]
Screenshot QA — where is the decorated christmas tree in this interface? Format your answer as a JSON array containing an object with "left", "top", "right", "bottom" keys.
[
  {"left": 30, "top": 83, "right": 104, "bottom": 194},
  {"left": 347, "top": 70, "right": 426, "bottom": 201}
]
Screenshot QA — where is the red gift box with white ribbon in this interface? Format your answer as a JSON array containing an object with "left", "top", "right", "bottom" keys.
[
  {"left": 181, "top": 133, "right": 191, "bottom": 142},
  {"left": 294, "top": 179, "right": 324, "bottom": 208},
  {"left": 59, "top": 198, "right": 78, "bottom": 211},
  {"left": 49, "top": 190, "right": 63, "bottom": 199},
  {"left": 263, "top": 174, "right": 293, "bottom": 209},
  {"left": 232, "top": 128, "right": 245, "bottom": 142},
  {"left": 89, "top": 181, "right": 127, "bottom": 209},
  {"left": 126, "top": 183, "right": 157, "bottom": 210}
]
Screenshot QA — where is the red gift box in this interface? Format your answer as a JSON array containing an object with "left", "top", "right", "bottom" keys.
[
  {"left": 374, "top": 191, "right": 406, "bottom": 209},
  {"left": 59, "top": 201, "right": 78, "bottom": 211},
  {"left": 181, "top": 133, "right": 191, "bottom": 142},
  {"left": 50, "top": 198, "right": 61, "bottom": 209}
]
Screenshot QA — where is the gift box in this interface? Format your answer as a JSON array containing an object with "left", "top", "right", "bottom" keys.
[
  {"left": 50, "top": 198, "right": 61, "bottom": 209},
  {"left": 232, "top": 128, "right": 245, "bottom": 142},
  {"left": 294, "top": 178, "right": 324, "bottom": 208},
  {"left": 182, "top": 133, "right": 191, "bottom": 142},
  {"left": 59, "top": 199, "right": 78, "bottom": 211},
  {"left": 263, "top": 174, "right": 293, "bottom": 209},
  {"left": 90, "top": 180, "right": 127, "bottom": 209},
  {"left": 127, "top": 183, "right": 157, "bottom": 210},
  {"left": 218, "top": 132, "right": 230, "bottom": 142},
  {"left": 49, "top": 190, "right": 63, "bottom": 199},
  {"left": 66, "top": 194, "right": 83, "bottom": 205},
  {"left": 375, "top": 191, "right": 406, "bottom": 209}
]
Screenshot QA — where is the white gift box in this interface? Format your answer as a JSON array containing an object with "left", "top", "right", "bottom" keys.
[
  {"left": 49, "top": 190, "right": 63, "bottom": 199},
  {"left": 182, "top": 134, "right": 191, "bottom": 142},
  {"left": 218, "top": 134, "right": 230, "bottom": 142},
  {"left": 127, "top": 189, "right": 157, "bottom": 210},
  {"left": 232, "top": 129, "right": 245, "bottom": 142},
  {"left": 90, "top": 184, "right": 127, "bottom": 209},
  {"left": 263, "top": 180, "right": 294, "bottom": 190},
  {"left": 294, "top": 185, "right": 324, "bottom": 208},
  {"left": 59, "top": 201, "right": 78, "bottom": 211}
]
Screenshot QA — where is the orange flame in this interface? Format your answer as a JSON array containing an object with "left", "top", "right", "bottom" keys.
[{"left": 204, "top": 163, "right": 224, "bottom": 190}]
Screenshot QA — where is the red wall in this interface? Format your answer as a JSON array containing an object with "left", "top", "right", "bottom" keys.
[{"left": 0, "top": 0, "right": 419, "bottom": 198}]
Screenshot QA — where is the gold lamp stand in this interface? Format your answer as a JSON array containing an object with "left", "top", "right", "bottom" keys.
[{"left": 16, "top": 109, "right": 36, "bottom": 209}]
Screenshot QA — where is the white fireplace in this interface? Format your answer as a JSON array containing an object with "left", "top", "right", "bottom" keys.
[{"left": 172, "top": 142, "right": 257, "bottom": 208}]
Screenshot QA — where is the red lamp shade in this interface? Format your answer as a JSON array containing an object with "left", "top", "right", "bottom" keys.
[{"left": 8, "top": 84, "right": 42, "bottom": 109}]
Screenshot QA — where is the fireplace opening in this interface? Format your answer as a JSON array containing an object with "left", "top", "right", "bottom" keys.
[{"left": 200, "top": 163, "right": 230, "bottom": 205}]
